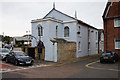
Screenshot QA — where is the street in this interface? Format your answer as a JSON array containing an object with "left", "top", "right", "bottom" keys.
[{"left": 1, "top": 57, "right": 120, "bottom": 79}]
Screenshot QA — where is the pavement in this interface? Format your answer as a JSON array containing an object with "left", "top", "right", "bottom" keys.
[{"left": 54, "top": 54, "right": 100, "bottom": 66}]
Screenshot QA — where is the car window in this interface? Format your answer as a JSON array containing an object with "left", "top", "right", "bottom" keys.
[
  {"left": 14, "top": 52, "right": 28, "bottom": 56},
  {"left": 9, "top": 52, "right": 14, "bottom": 55},
  {"left": 102, "top": 53, "right": 112, "bottom": 56},
  {"left": 0, "top": 49, "right": 10, "bottom": 53}
]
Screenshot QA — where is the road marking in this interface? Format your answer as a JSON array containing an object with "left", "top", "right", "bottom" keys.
[
  {"left": 1, "top": 64, "right": 51, "bottom": 73},
  {"left": 85, "top": 60, "right": 120, "bottom": 72}
]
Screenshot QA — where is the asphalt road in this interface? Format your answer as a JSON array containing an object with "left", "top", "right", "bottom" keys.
[{"left": 1, "top": 57, "right": 120, "bottom": 79}]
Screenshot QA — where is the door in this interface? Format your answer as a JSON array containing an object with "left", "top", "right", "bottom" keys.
[{"left": 28, "top": 48, "right": 35, "bottom": 59}]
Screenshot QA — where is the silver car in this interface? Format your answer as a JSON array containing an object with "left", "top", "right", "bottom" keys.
[{"left": 0, "top": 48, "right": 10, "bottom": 60}]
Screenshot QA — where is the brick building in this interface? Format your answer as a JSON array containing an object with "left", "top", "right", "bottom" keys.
[{"left": 103, "top": 2, "right": 120, "bottom": 56}]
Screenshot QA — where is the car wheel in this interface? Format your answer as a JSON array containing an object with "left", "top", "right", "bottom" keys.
[
  {"left": 5, "top": 58, "right": 9, "bottom": 63},
  {"left": 30, "top": 61, "right": 34, "bottom": 66},
  {"left": 14, "top": 60, "right": 19, "bottom": 66}
]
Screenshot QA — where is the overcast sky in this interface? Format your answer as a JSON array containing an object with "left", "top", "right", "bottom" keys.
[{"left": 0, "top": 0, "right": 108, "bottom": 37}]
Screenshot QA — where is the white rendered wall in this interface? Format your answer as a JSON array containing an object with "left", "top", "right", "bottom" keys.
[
  {"left": 32, "top": 9, "right": 98, "bottom": 62},
  {"left": 76, "top": 24, "right": 89, "bottom": 57},
  {"left": 44, "top": 9, "right": 75, "bottom": 21}
]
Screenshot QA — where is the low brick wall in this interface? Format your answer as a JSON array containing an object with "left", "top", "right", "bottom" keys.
[{"left": 57, "top": 39, "right": 76, "bottom": 63}]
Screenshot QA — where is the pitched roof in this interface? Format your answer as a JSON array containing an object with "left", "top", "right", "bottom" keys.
[
  {"left": 43, "top": 8, "right": 77, "bottom": 20},
  {"left": 103, "top": 2, "right": 112, "bottom": 19},
  {"left": 44, "top": 8, "right": 98, "bottom": 30}
]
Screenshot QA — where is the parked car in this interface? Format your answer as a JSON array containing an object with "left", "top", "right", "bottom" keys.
[
  {"left": 100, "top": 51, "right": 119, "bottom": 63},
  {"left": 5, "top": 51, "right": 34, "bottom": 66},
  {"left": 0, "top": 48, "right": 10, "bottom": 60}
]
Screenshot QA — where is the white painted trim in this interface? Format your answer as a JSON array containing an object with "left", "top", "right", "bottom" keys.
[
  {"left": 31, "top": 18, "right": 76, "bottom": 24},
  {"left": 105, "top": 2, "right": 113, "bottom": 18}
]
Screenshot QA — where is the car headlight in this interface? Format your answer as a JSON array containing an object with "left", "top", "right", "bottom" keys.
[
  {"left": 1, "top": 54, "right": 6, "bottom": 57},
  {"left": 18, "top": 59, "right": 24, "bottom": 61}
]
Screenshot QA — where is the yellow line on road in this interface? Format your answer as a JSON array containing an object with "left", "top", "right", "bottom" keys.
[{"left": 85, "top": 60, "right": 120, "bottom": 72}]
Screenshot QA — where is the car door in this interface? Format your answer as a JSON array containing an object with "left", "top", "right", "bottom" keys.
[{"left": 8, "top": 52, "right": 15, "bottom": 63}]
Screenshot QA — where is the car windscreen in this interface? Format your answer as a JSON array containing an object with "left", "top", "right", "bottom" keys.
[
  {"left": 14, "top": 52, "right": 28, "bottom": 56},
  {"left": 102, "top": 53, "right": 112, "bottom": 56},
  {"left": 0, "top": 49, "right": 10, "bottom": 53}
]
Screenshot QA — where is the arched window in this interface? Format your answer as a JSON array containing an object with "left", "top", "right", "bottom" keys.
[
  {"left": 37, "top": 24, "right": 43, "bottom": 36},
  {"left": 64, "top": 26, "right": 69, "bottom": 37}
]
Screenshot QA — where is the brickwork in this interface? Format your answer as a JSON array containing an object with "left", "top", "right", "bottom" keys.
[
  {"left": 57, "top": 39, "right": 76, "bottom": 63},
  {"left": 103, "top": 2, "right": 120, "bottom": 56},
  {"left": 22, "top": 47, "right": 45, "bottom": 60}
]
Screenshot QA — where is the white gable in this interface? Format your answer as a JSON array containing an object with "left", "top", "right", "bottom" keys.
[{"left": 44, "top": 9, "right": 75, "bottom": 21}]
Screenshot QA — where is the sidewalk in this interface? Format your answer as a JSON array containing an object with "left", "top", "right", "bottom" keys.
[{"left": 34, "top": 54, "right": 100, "bottom": 66}]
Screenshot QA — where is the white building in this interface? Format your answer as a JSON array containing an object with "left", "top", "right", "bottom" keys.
[
  {"left": 98, "top": 29, "right": 104, "bottom": 53},
  {"left": 31, "top": 6, "right": 98, "bottom": 62}
]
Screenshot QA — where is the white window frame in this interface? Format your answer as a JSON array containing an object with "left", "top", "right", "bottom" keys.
[
  {"left": 37, "top": 24, "right": 43, "bottom": 36},
  {"left": 115, "top": 39, "right": 120, "bottom": 49},
  {"left": 114, "top": 18, "right": 120, "bottom": 27},
  {"left": 64, "top": 26, "right": 69, "bottom": 37}
]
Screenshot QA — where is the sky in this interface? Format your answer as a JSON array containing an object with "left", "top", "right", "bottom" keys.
[{"left": 0, "top": 0, "right": 108, "bottom": 37}]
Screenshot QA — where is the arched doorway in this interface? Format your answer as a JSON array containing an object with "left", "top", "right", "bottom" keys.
[{"left": 37, "top": 41, "right": 45, "bottom": 60}]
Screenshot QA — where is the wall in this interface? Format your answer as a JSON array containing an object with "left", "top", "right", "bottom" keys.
[
  {"left": 57, "top": 39, "right": 76, "bottom": 63},
  {"left": 104, "top": 2, "right": 120, "bottom": 55},
  {"left": 32, "top": 18, "right": 77, "bottom": 62},
  {"left": 22, "top": 47, "right": 45, "bottom": 60},
  {"left": 44, "top": 9, "right": 75, "bottom": 21},
  {"left": 76, "top": 23, "right": 98, "bottom": 58}
]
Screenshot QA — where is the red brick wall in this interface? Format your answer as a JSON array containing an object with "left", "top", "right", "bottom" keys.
[
  {"left": 104, "top": 2, "right": 120, "bottom": 56},
  {"left": 107, "top": 2, "right": 120, "bottom": 17}
]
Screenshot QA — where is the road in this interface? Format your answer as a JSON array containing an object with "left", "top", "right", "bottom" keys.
[{"left": 1, "top": 57, "right": 120, "bottom": 79}]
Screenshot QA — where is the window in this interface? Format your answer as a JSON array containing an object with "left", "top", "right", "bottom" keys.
[
  {"left": 38, "top": 24, "right": 43, "bottom": 36},
  {"left": 115, "top": 39, "right": 120, "bottom": 49},
  {"left": 64, "top": 26, "right": 69, "bottom": 37},
  {"left": 77, "top": 26, "right": 81, "bottom": 36},
  {"left": 96, "top": 32, "right": 98, "bottom": 41},
  {"left": 78, "top": 42, "right": 80, "bottom": 51},
  {"left": 88, "top": 42, "right": 90, "bottom": 50},
  {"left": 78, "top": 26, "right": 80, "bottom": 32},
  {"left": 96, "top": 43, "right": 98, "bottom": 49},
  {"left": 56, "top": 26, "right": 58, "bottom": 37},
  {"left": 114, "top": 18, "right": 120, "bottom": 27}
]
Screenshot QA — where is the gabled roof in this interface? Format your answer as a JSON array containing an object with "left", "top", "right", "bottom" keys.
[
  {"left": 103, "top": 2, "right": 112, "bottom": 19},
  {"left": 43, "top": 8, "right": 98, "bottom": 30},
  {"left": 43, "top": 8, "right": 77, "bottom": 20}
]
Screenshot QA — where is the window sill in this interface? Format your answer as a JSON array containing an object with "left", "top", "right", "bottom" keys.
[
  {"left": 115, "top": 48, "right": 120, "bottom": 50},
  {"left": 114, "top": 26, "right": 120, "bottom": 28},
  {"left": 64, "top": 37, "right": 70, "bottom": 39}
]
